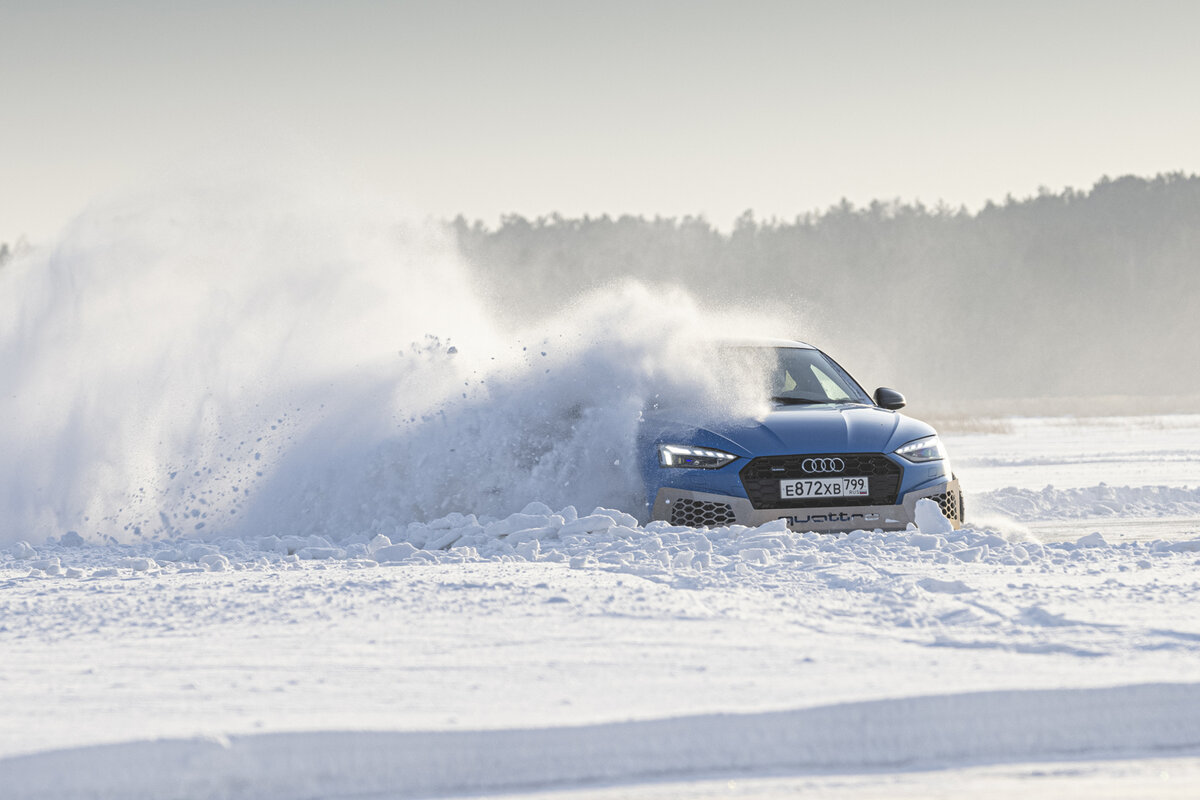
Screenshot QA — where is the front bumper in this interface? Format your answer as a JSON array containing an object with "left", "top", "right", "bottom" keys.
[{"left": 650, "top": 478, "right": 963, "bottom": 532}]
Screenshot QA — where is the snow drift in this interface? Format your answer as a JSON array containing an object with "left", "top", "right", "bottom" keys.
[{"left": 6, "top": 683, "right": 1200, "bottom": 800}]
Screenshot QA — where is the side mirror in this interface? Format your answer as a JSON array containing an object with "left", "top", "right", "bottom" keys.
[{"left": 874, "top": 387, "right": 906, "bottom": 410}]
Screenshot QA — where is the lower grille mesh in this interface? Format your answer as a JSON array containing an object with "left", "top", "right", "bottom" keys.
[
  {"left": 669, "top": 498, "right": 737, "bottom": 527},
  {"left": 929, "top": 488, "right": 964, "bottom": 524}
]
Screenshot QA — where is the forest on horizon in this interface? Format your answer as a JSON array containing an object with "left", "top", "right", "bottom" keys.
[
  {"left": 454, "top": 173, "right": 1200, "bottom": 408},
  {"left": 3, "top": 173, "right": 1196, "bottom": 411}
]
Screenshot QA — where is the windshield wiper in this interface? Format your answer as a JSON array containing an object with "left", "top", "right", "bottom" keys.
[{"left": 771, "top": 395, "right": 828, "bottom": 405}]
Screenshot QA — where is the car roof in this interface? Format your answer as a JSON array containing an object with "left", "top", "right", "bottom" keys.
[{"left": 720, "top": 337, "right": 816, "bottom": 350}]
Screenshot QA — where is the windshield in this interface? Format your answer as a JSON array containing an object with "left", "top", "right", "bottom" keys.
[{"left": 726, "top": 346, "right": 872, "bottom": 405}]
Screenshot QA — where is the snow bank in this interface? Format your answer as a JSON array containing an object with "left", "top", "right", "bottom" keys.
[
  {"left": 5, "top": 683, "right": 1199, "bottom": 800},
  {"left": 974, "top": 484, "right": 1200, "bottom": 521},
  {"left": 7, "top": 503, "right": 1199, "bottom": 586}
]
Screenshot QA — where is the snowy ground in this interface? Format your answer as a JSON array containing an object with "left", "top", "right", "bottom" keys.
[{"left": 3, "top": 415, "right": 1200, "bottom": 798}]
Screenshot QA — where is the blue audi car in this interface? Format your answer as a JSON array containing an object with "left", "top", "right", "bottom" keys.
[{"left": 639, "top": 340, "right": 962, "bottom": 532}]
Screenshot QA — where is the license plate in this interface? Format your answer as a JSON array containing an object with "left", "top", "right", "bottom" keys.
[{"left": 780, "top": 476, "right": 869, "bottom": 500}]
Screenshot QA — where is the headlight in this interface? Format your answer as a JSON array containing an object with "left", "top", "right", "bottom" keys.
[
  {"left": 894, "top": 435, "right": 945, "bottom": 463},
  {"left": 658, "top": 444, "right": 738, "bottom": 469}
]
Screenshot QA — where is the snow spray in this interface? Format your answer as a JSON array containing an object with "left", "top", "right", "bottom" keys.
[{"left": 0, "top": 176, "right": 784, "bottom": 544}]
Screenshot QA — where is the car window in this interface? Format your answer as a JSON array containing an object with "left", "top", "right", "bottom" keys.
[
  {"left": 770, "top": 348, "right": 869, "bottom": 404},
  {"left": 809, "top": 365, "right": 852, "bottom": 400},
  {"left": 645, "top": 345, "right": 870, "bottom": 413}
]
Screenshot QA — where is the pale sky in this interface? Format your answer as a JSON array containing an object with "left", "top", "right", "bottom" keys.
[{"left": 3, "top": 0, "right": 1199, "bottom": 244}]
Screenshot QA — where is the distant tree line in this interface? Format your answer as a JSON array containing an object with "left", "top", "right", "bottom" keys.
[{"left": 452, "top": 174, "right": 1200, "bottom": 404}]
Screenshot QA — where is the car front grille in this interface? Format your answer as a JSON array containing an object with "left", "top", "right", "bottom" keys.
[
  {"left": 668, "top": 498, "right": 737, "bottom": 527},
  {"left": 738, "top": 453, "right": 903, "bottom": 509}
]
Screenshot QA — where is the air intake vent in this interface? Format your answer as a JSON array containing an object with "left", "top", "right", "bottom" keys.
[
  {"left": 929, "top": 488, "right": 964, "bottom": 525},
  {"left": 669, "top": 498, "right": 737, "bottom": 527}
]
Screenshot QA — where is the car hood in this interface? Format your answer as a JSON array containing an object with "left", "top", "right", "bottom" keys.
[{"left": 648, "top": 403, "right": 936, "bottom": 457}]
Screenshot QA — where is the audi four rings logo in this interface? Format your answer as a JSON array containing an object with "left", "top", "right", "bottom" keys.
[{"left": 802, "top": 457, "right": 845, "bottom": 473}]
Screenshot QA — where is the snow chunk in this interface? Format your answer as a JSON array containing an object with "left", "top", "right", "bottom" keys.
[
  {"left": 187, "top": 544, "right": 221, "bottom": 562},
  {"left": 507, "top": 527, "right": 557, "bottom": 546},
  {"left": 298, "top": 547, "right": 345, "bottom": 560},
  {"left": 199, "top": 553, "right": 230, "bottom": 571},
  {"left": 590, "top": 507, "right": 639, "bottom": 529},
  {"left": 952, "top": 546, "right": 986, "bottom": 563},
  {"left": 917, "top": 577, "right": 975, "bottom": 594},
  {"left": 486, "top": 514, "right": 555, "bottom": 537},
  {"left": 428, "top": 512, "right": 473, "bottom": 530},
  {"left": 59, "top": 531, "right": 86, "bottom": 547},
  {"left": 560, "top": 514, "right": 615, "bottom": 535},
  {"left": 1076, "top": 532, "right": 1108, "bottom": 547},
  {"left": 12, "top": 541, "right": 36, "bottom": 560},
  {"left": 374, "top": 543, "right": 419, "bottom": 563},
  {"left": 738, "top": 548, "right": 772, "bottom": 565},
  {"left": 1020, "top": 605, "right": 1075, "bottom": 627},
  {"left": 671, "top": 550, "right": 696, "bottom": 569},
  {"left": 914, "top": 498, "right": 954, "bottom": 534},
  {"left": 514, "top": 539, "right": 540, "bottom": 561},
  {"left": 426, "top": 529, "right": 465, "bottom": 550},
  {"left": 909, "top": 533, "right": 942, "bottom": 551}
]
